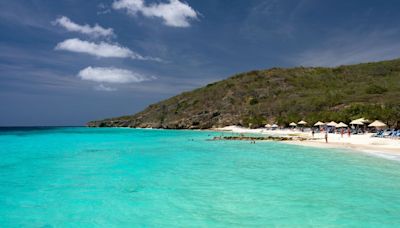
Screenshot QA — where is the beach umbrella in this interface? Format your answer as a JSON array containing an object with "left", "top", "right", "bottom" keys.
[
  {"left": 298, "top": 120, "right": 307, "bottom": 125},
  {"left": 354, "top": 118, "right": 370, "bottom": 124},
  {"left": 271, "top": 124, "right": 278, "bottom": 128},
  {"left": 265, "top": 124, "right": 271, "bottom": 128},
  {"left": 368, "top": 120, "right": 387, "bottom": 128},
  {"left": 336, "top": 122, "right": 348, "bottom": 128},
  {"left": 327, "top": 121, "right": 338, "bottom": 127},
  {"left": 350, "top": 120, "right": 364, "bottom": 125},
  {"left": 313, "top": 121, "right": 325, "bottom": 126},
  {"left": 289, "top": 122, "right": 297, "bottom": 127}
]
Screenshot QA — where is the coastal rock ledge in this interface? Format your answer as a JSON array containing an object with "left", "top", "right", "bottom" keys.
[{"left": 87, "top": 111, "right": 241, "bottom": 129}]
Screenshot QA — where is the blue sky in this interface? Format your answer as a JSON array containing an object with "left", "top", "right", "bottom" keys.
[{"left": 1, "top": 0, "right": 400, "bottom": 126}]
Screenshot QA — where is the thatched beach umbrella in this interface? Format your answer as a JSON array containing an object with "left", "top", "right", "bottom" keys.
[
  {"left": 297, "top": 120, "right": 307, "bottom": 132},
  {"left": 327, "top": 121, "right": 338, "bottom": 127},
  {"left": 313, "top": 121, "right": 325, "bottom": 126},
  {"left": 265, "top": 124, "right": 271, "bottom": 128},
  {"left": 298, "top": 120, "right": 307, "bottom": 125},
  {"left": 354, "top": 118, "right": 370, "bottom": 124},
  {"left": 289, "top": 122, "right": 297, "bottom": 127},
  {"left": 368, "top": 120, "right": 387, "bottom": 128},
  {"left": 350, "top": 120, "right": 364, "bottom": 125},
  {"left": 350, "top": 119, "right": 365, "bottom": 134},
  {"left": 271, "top": 124, "right": 278, "bottom": 128},
  {"left": 336, "top": 122, "right": 348, "bottom": 128}
]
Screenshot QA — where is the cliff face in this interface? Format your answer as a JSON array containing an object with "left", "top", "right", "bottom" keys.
[{"left": 88, "top": 59, "right": 400, "bottom": 129}]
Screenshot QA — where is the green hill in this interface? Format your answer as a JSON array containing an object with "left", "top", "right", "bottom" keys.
[{"left": 88, "top": 59, "right": 400, "bottom": 129}]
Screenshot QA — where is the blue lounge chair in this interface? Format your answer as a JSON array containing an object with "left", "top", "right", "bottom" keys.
[{"left": 373, "top": 130, "right": 384, "bottom": 138}]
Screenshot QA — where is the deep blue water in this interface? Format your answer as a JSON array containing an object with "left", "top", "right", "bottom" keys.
[{"left": 0, "top": 127, "right": 400, "bottom": 227}]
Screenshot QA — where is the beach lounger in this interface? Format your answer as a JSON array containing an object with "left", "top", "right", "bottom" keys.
[{"left": 372, "top": 130, "right": 384, "bottom": 138}]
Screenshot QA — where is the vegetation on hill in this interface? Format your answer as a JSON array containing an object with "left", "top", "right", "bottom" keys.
[{"left": 88, "top": 59, "right": 400, "bottom": 129}]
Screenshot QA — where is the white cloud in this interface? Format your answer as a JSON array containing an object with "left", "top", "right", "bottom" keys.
[
  {"left": 97, "top": 3, "right": 112, "bottom": 15},
  {"left": 55, "top": 38, "right": 146, "bottom": 59},
  {"left": 112, "top": 0, "right": 198, "bottom": 27},
  {"left": 94, "top": 84, "right": 117, "bottom": 91},
  {"left": 78, "top": 66, "right": 154, "bottom": 83},
  {"left": 53, "top": 16, "right": 114, "bottom": 38}
]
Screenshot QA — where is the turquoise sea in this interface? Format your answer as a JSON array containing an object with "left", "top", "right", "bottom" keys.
[{"left": 1, "top": 127, "right": 400, "bottom": 227}]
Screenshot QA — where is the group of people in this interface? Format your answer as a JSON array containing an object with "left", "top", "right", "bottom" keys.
[{"left": 311, "top": 127, "right": 352, "bottom": 143}]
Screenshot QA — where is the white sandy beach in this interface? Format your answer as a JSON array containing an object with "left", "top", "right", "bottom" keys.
[{"left": 215, "top": 126, "right": 400, "bottom": 159}]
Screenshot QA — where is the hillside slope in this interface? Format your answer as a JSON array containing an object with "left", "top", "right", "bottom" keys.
[{"left": 88, "top": 59, "right": 400, "bottom": 129}]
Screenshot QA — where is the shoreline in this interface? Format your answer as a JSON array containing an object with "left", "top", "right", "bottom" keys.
[
  {"left": 86, "top": 126, "right": 400, "bottom": 159},
  {"left": 213, "top": 126, "right": 400, "bottom": 160},
  {"left": 284, "top": 140, "right": 400, "bottom": 161}
]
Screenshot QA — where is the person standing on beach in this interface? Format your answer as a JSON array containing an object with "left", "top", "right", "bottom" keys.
[
  {"left": 325, "top": 131, "right": 328, "bottom": 143},
  {"left": 312, "top": 129, "right": 315, "bottom": 139},
  {"left": 347, "top": 128, "right": 351, "bottom": 137},
  {"left": 340, "top": 128, "right": 344, "bottom": 138}
]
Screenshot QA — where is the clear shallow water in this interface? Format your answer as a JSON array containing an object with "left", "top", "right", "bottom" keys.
[{"left": 0, "top": 127, "right": 400, "bottom": 227}]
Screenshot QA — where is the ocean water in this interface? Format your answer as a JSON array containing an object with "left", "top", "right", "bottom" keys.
[{"left": 0, "top": 127, "right": 400, "bottom": 227}]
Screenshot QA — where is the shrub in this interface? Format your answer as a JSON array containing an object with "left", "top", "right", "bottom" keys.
[{"left": 366, "top": 85, "right": 388, "bottom": 94}]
